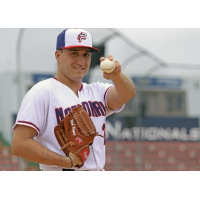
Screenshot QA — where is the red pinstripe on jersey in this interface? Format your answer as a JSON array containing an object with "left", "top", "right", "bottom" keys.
[
  {"left": 17, "top": 121, "right": 40, "bottom": 132},
  {"left": 104, "top": 86, "right": 112, "bottom": 111}
]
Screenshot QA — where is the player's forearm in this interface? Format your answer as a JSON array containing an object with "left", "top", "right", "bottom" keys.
[
  {"left": 112, "top": 73, "right": 136, "bottom": 101},
  {"left": 12, "top": 137, "right": 72, "bottom": 168}
]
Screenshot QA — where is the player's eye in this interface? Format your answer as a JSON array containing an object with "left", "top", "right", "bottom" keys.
[
  {"left": 71, "top": 52, "right": 77, "bottom": 55},
  {"left": 84, "top": 53, "right": 91, "bottom": 57}
]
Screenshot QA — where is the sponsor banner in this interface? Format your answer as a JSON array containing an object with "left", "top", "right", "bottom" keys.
[
  {"left": 105, "top": 117, "right": 200, "bottom": 142},
  {"left": 32, "top": 74, "right": 54, "bottom": 84}
]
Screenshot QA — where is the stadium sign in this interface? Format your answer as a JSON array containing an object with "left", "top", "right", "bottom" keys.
[
  {"left": 32, "top": 74, "right": 54, "bottom": 84},
  {"left": 105, "top": 121, "right": 200, "bottom": 142}
]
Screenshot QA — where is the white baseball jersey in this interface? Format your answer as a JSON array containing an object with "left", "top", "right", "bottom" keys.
[{"left": 13, "top": 77, "right": 125, "bottom": 171}]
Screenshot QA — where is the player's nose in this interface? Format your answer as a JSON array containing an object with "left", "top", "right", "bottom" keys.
[{"left": 76, "top": 56, "right": 85, "bottom": 66}]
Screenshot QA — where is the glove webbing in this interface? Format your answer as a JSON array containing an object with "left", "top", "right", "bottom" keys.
[{"left": 73, "top": 111, "right": 97, "bottom": 136}]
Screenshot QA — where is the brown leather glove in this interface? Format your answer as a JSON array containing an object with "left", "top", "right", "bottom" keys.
[{"left": 54, "top": 105, "right": 103, "bottom": 168}]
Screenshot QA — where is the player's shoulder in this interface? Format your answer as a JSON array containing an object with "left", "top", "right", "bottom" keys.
[
  {"left": 30, "top": 78, "right": 55, "bottom": 93},
  {"left": 84, "top": 81, "right": 113, "bottom": 90},
  {"left": 84, "top": 81, "right": 109, "bottom": 87}
]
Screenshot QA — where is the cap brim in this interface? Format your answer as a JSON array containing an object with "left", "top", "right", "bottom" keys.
[{"left": 61, "top": 45, "right": 100, "bottom": 52}]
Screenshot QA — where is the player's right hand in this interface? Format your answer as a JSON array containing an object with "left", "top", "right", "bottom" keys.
[
  {"left": 69, "top": 152, "right": 82, "bottom": 167},
  {"left": 100, "top": 55, "right": 122, "bottom": 81}
]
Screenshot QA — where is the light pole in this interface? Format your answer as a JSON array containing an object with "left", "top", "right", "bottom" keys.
[
  {"left": 16, "top": 28, "right": 25, "bottom": 107},
  {"left": 16, "top": 28, "right": 25, "bottom": 171}
]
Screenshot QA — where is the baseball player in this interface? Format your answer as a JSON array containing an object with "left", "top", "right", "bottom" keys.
[{"left": 12, "top": 28, "right": 136, "bottom": 171}]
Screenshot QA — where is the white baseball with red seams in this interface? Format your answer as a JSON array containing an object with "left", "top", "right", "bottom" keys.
[
  {"left": 13, "top": 77, "right": 124, "bottom": 171},
  {"left": 100, "top": 58, "right": 115, "bottom": 73}
]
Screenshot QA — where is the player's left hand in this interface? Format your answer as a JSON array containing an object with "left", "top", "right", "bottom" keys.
[
  {"left": 69, "top": 152, "right": 82, "bottom": 167},
  {"left": 100, "top": 55, "right": 122, "bottom": 81}
]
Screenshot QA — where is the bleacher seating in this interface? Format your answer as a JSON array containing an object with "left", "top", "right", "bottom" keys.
[
  {"left": 105, "top": 141, "right": 200, "bottom": 171},
  {"left": 2, "top": 139, "right": 200, "bottom": 171},
  {"left": 0, "top": 140, "right": 39, "bottom": 171}
]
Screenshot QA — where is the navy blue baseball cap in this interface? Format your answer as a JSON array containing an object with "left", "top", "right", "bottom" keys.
[{"left": 56, "top": 28, "right": 100, "bottom": 52}]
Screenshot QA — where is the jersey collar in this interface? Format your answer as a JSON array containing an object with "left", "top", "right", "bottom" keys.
[
  {"left": 53, "top": 77, "right": 83, "bottom": 92},
  {"left": 79, "top": 83, "right": 83, "bottom": 92}
]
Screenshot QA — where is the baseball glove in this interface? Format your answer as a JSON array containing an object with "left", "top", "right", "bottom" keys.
[{"left": 54, "top": 105, "right": 103, "bottom": 168}]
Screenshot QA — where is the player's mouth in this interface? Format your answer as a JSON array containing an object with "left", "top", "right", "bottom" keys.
[{"left": 73, "top": 67, "right": 84, "bottom": 71}]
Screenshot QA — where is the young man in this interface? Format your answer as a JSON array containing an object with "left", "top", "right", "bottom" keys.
[{"left": 12, "top": 28, "right": 136, "bottom": 171}]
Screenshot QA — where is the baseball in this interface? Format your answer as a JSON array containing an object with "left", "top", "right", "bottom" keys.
[{"left": 100, "top": 58, "right": 115, "bottom": 73}]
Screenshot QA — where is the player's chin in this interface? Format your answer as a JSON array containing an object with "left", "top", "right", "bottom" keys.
[{"left": 72, "top": 74, "right": 85, "bottom": 82}]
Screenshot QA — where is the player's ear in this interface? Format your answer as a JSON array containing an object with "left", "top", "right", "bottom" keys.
[{"left": 55, "top": 50, "right": 61, "bottom": 62}]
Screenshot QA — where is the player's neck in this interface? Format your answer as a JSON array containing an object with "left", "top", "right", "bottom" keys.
[{"left": 55, "top": 73, "right": 81, "bottom": 97}]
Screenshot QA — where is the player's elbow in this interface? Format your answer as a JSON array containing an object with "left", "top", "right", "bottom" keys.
[
  {"left": 11, "top": 139, "right": 20, "bottom": 156},
  {"left": 118, "top": 87, "right": 136, "bottom": 104},
  {"left": 12, "top": 142, "right": 26, "bottom": 159},
  {"left": 131, "top": 87, "right": 136, "bottom": 98},
  {"left": 127, "top": 86, "right": 136, "bottom": 101},
  {"left": 11, "top": 134, "right": 23, "bottom": 157}
]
